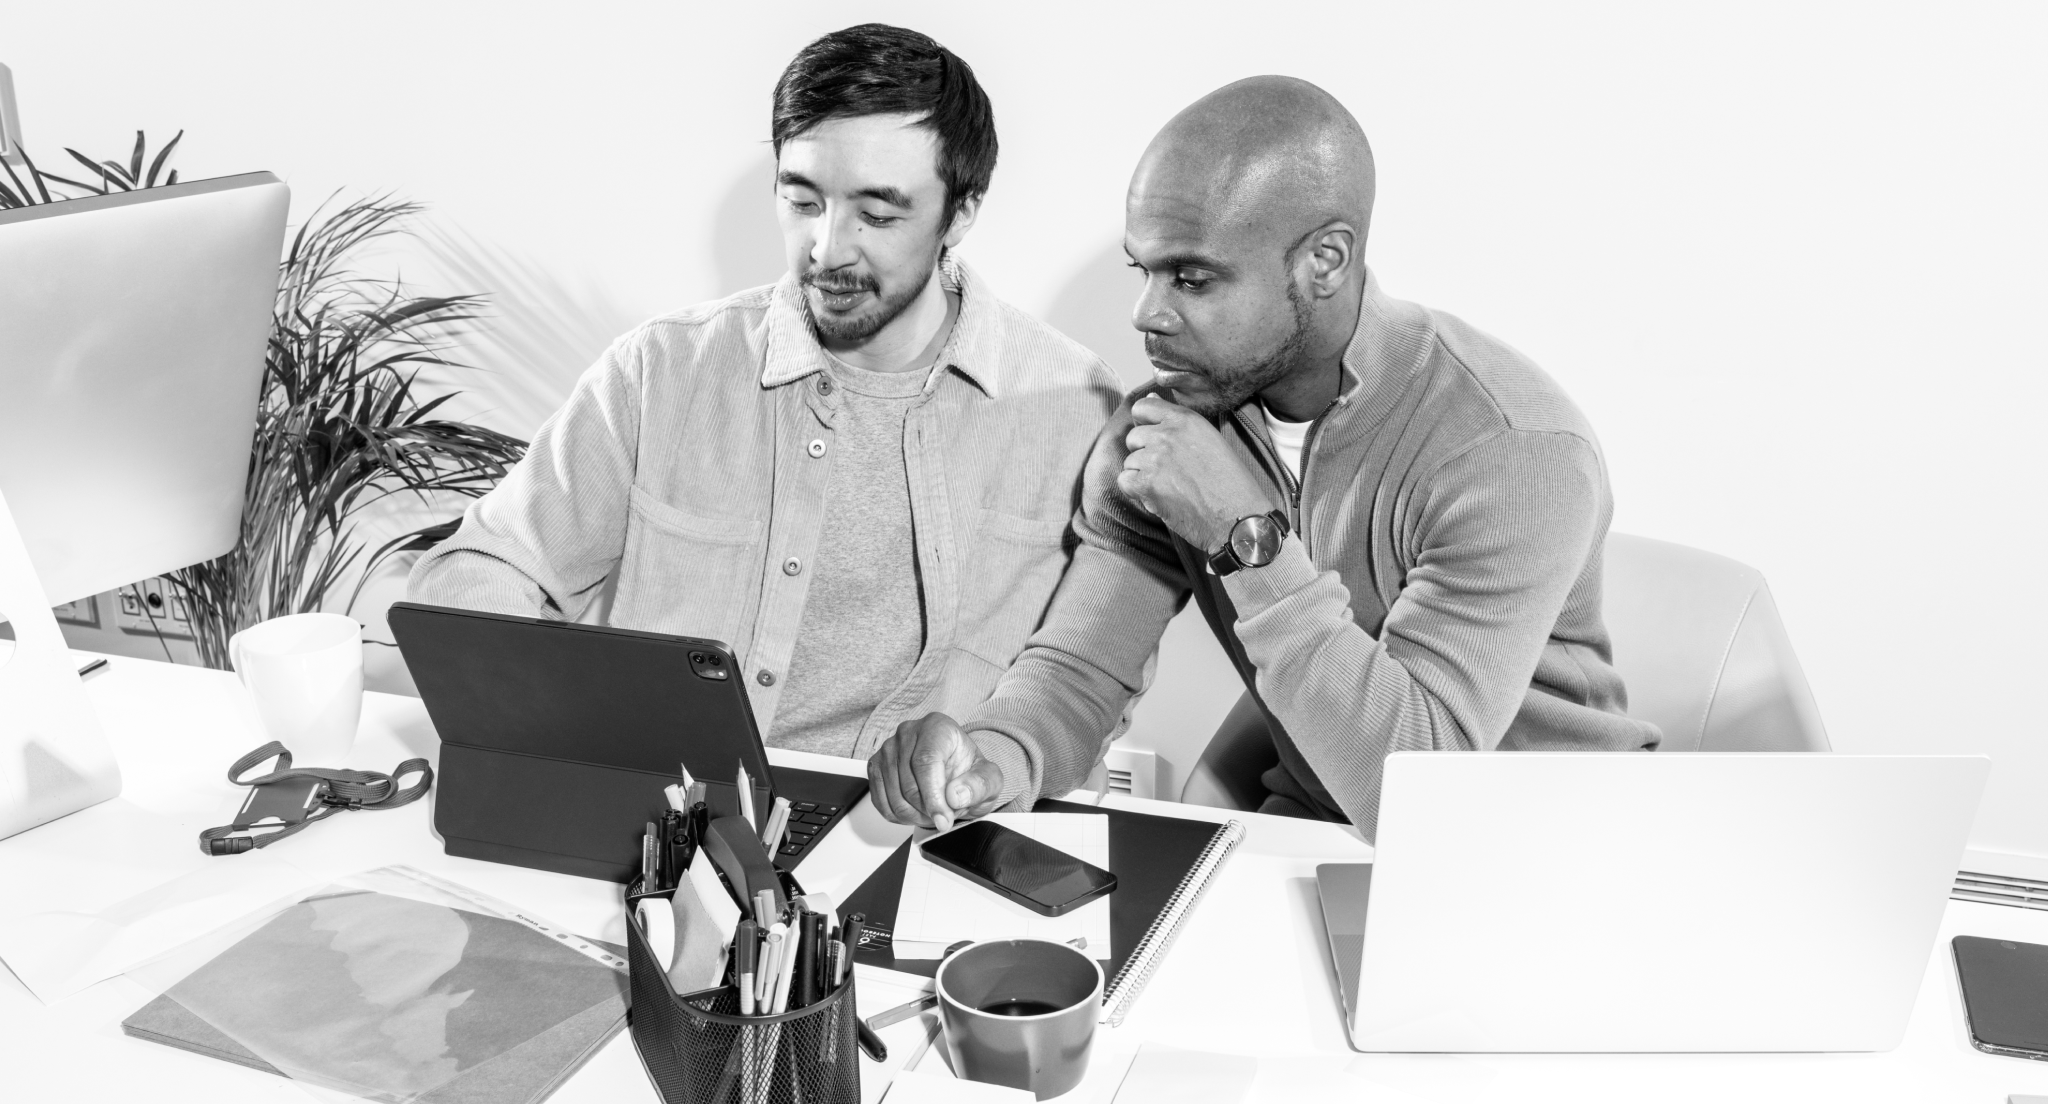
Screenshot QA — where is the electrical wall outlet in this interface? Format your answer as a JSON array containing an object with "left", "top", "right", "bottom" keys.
[
  {"left": 1104, "top": 746, "right": 1159, "bottom": 801},
  {"left": 116, "top": 578, "right": 194, "bottom": 640},
  {"left": 53, "top": 594, "right": 99, "bottom": 628}
]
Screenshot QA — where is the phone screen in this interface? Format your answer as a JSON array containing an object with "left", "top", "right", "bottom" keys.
[
  {"left": 921, "top": 821, "right": 1116, "bottom": 914},
  {"left": 1953, "top": 935, "right": 2048, "bottom": 1059}
]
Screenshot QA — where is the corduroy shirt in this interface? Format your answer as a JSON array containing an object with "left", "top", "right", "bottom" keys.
[
  {"left": 964, "top": 270, "right": 1662, "bottom": 837},
  {"left": 408, "top": 257, "right": 1121, "bottom": 766}
]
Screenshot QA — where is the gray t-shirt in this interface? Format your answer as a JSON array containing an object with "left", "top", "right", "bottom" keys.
[{"left": 767, "top": 355, "right": 929, "bottom": 755}]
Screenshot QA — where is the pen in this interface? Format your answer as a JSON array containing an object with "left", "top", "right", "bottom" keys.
[
  {"left": 757, "top": 924, "right": 787, "bottom": 1008},
  {"left": 735, "top": 919, "right": 759, "bottom": 1016},
  {"left": 855, "top": 1018, "right": 889, "bottom": 1063},
  {"left": 754, "top": 889, "right": 775, "bottom": 929},
  {"left": 76, "top": 657, "right": 110, "bottom": 679},
  {"left": 809, "top": 911, "right": 829, "bottom": 1002},
  {"left": 865, "top": 993, "right": 938, "bottom": 1031},
  {"left": 770, "top": 912, "right": 802, "bottom": 1014},
  {"left": 641, "top": 822, "right": 658, "bottom": 891}
]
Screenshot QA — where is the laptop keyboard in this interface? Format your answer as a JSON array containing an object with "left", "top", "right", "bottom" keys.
[{"left": 776, "top": 802, "right": 843, "bottom": 860}]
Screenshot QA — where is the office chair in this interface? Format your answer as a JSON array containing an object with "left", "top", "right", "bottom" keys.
[{"left": 1178, "top": 532, "right": 1831, "bottom": 810}]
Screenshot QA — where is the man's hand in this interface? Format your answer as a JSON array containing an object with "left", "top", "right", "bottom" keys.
[
  {"left": 867, "top": 713, "right": 1008, "bottom": 831},
  {"left": 1118, "top": 393, "right": 1273, "bottom": 550}
]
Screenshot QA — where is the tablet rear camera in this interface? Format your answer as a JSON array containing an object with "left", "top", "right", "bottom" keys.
[{"left": 689, "top": 651, "right": 728, "bottom": 680}]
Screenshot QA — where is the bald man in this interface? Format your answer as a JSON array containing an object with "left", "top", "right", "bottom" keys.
[{"left": 866, "top": 77, "right": 1660, "bottom": 840}]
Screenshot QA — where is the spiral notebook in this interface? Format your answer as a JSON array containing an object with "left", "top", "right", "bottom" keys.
[{"left": 841, "top": 800, "right": 1243, "bottom": 1025}]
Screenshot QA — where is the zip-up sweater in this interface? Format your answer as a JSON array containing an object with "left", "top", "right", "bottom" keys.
[{"left": 964, "top": 270, "right": 1661, "bottom": 840}]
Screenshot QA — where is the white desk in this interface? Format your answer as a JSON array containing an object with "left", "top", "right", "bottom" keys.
[{"left": 7, "top": 652, "right": 2048, "bottom": 1103}]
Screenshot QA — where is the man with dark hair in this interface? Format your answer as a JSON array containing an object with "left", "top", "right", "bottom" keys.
[
  {"left": 871, "top": 76, "right": 1659, "bottom": 839},
  {"left": 410, "top": 25, "right": 1119, "bottom": 771}
]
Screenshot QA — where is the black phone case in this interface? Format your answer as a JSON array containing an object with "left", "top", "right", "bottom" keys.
[
  {"left": 1953, "top": 935, "right": 2048, "bottom": 1062},
  {"left": 920, "top": 825, "right": 1117, "bottom": 918}
]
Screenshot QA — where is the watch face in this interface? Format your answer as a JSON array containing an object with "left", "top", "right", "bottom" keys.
[{"left": 1230, "top": 514, "right": 1283, "bottom": 567}]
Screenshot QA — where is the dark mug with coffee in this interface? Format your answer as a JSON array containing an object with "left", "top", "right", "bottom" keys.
[{"left": 935, "top": 938, "right": 1102, "bottom": 1099}]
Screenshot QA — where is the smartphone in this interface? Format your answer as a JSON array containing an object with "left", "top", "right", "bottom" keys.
[
  {"left": 920, "top": 820, "right": 1117, "bottom": 917},
  {"left": 1952, "top": 935, "right": 2048, "bottom": 1062}
]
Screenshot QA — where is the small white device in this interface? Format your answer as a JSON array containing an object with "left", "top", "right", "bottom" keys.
[{"left": 1318, "top": 751, "right": 1987, "bottom": 1052}]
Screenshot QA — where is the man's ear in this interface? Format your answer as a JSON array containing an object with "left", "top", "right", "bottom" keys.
[
  {"left": 942, "top": 195, "right": 983, "bottom": 249},
  {"left": 1300, "top": 221, "right": 1359, "bottom": 301}
]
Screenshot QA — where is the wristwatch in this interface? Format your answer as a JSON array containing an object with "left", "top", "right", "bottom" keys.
[{"left": 1207, "top": 510, "right": 1291, "bottom": 576}]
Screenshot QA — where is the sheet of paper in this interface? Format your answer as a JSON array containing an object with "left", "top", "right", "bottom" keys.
[
  {"left": 1111, "top": 1043, "right": 1257, "bottom": 1104},
  {"left": 892, "top": 813, "right": 1111, "bottom": 961},
  {"left": 855, "top": 964, "right": 943, "bottom": 1104},
  {"left": 0, "top": 797, "right": 317, "bottom": 1002},
  {"left": 884, "top": 1068, "right": 1034, "bottom": 1104}
]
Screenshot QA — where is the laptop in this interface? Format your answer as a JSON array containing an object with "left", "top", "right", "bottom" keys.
[
  {"left": 1317, "top": 751, "right": 1988, "bottom": 1052},
  {"left": 389, "top": 602, "right": 868, "bottom": 882}
]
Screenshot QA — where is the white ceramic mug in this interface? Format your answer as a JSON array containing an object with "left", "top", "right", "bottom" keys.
[{"left": 228, "top": 612, "right": 363, "bottom": 765}]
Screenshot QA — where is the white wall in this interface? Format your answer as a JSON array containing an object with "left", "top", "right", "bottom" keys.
[{"left": 10, "top": 2, "right": 2045, "bottom": 858}]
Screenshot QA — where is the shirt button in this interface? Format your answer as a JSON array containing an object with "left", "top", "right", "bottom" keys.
[
  {"left": 816, "top": 376, "right": 834, "bottom": 396},
  {"left": 807, "top": 439, "right": 827, "bottom": 459},
  {"left": 757, "top": 669, "right": 776, "bottom": 687},
  {"left": 783, "top": 557, "right": 803, "bottom": 576}
]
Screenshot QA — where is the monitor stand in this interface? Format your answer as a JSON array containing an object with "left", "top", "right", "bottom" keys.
[{"left": 0, "top": 485, "right": 121, "bottom": 840}]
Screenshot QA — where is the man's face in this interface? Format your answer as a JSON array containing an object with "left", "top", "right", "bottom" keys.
[
  {"left": 1124, "top": 171, "right": 1312, "bottom": 417},
  {"left": 776, "top": 113, "right": 955, "bottom": 345}
]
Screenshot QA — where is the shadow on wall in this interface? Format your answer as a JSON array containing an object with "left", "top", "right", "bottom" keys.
[
  {"left": 1042, "top": 240, "right": 1246, "bottom": 801},
  {"left": 1043, "top": 239, "right": 1152, "bottom": 392},
  {"left": 715, "top": 150, "right": 787, "bottom": 296}
]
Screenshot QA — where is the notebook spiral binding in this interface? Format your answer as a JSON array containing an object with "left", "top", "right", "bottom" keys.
[{"left": 1100, "top": 818, "right": 1245, "bottom": 1027}]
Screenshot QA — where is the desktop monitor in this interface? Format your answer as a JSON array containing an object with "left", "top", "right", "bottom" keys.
[
  {"left": 0, "top": 172, "right": 289, "bottom": 606},
  {"left": 0, "top": 172, "right": 287, "bottom": 840}
]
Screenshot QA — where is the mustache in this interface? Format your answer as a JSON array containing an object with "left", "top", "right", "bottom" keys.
[
  {"left": 802, "top": 268, "right": 879, "bottom": 295},
  {"left": 1142, "top": 337, "right": 1205, "bottom": 378}
]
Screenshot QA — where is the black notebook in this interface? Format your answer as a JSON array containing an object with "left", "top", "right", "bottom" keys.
[{"left": 841, "top": 799, "right": 1243, "bottom": 1025}]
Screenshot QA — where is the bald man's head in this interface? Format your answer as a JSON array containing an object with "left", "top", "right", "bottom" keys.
[{"left": 1125, "top": 77, "right": 1375, "bottom": 416}]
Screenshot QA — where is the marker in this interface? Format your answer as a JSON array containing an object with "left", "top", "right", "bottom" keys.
[
  {"left": 838, "top": 912, "right": 866, "bottom": 983},
  {"left": 735, "top": 919, "right": 759, "bottom": 1016},
  {"left": 761, "top": 796, "right": 792, "bottom": 851}
]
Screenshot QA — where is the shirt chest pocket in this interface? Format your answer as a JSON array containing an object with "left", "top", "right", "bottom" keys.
[
  {"left": 956, "top": 506, "right": 1072, "bottom": 668},
  {"left": 613, "top": 484, "right": 765, "bottom": 643}
]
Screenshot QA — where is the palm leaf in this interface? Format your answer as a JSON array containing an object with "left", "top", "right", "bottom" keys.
[
  {"left": 145, "top": 131, "right": 183, "bottom": 187},
  {"left": 165, "top": 195, "right": 529, "bottom": 667}
]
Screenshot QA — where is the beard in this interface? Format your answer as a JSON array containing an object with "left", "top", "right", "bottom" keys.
[
  {"left": 799, "top": 250, "right": 939, "bottom": 345},
  {"left": 1145, "top": 280, "right": 1314, "bottom": 417}
]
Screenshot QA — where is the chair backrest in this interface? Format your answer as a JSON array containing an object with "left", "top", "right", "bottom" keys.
[
  {"left": 1600, "top": 532, "right": 1829, "bottom": 752},
  {"left": 1181, "top": 532, "right": 1830, "bottom": 807}
]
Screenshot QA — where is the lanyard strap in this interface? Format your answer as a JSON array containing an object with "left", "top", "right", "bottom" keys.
[{"left": 198, "top": 740, "right": 433, "bottom": 856}]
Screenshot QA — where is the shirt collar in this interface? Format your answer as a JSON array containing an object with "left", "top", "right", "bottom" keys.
[{"left": 761, "top": 252, "right": 1005, "bottom": 398}]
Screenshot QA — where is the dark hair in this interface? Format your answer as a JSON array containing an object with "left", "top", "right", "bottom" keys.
[{"left": 772, "top": 24, "right": 998, "bottom": 226}]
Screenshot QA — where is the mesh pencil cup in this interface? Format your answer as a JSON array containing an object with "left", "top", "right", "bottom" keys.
[{"left": 625, "top": 882, "right": 861, "bottom": 1104}]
